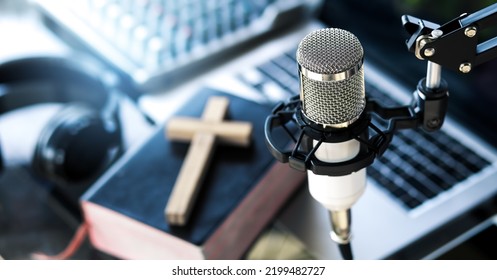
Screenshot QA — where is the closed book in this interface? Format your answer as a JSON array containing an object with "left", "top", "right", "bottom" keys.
[{"left": 81, "top": 89, "right": 306, "bottom": 259}]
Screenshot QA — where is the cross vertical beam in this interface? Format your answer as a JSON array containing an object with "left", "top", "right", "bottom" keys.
[{"left": 165, "top": 96, "right": 252, "bottom": 226}]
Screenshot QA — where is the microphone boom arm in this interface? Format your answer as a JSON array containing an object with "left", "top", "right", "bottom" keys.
[{"left": 403, "top": 3, "right": 497, "bottom": 73}]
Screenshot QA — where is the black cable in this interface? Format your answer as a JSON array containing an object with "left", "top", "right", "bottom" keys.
[{"left": 338, "top": 243, "right": 354, "bottom": 260}]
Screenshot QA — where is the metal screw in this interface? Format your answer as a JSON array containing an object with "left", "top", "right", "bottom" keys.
[
  {"left": 465, "top": 26, "right": 477, "bottom": 38},
  {"left": 459, "top": 63, "right": 472, "bottom": 73},
  {"left": 427, "top": 118, "right": 441, "bottom": 129},
  {"left": 431, "top": 29, "right": 444, "bottom": 38},
  {"left": 424, "top": 48, "right": 436, "bottom": 57}
]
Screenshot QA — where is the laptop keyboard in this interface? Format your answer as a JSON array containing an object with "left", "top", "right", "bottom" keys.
[{"left": 238, "top": 50, "right": 491, "bottom": 211}]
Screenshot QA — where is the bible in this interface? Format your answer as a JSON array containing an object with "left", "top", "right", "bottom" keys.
[{"left": 81, "top": 89, "right": 306, "bottom": 259}]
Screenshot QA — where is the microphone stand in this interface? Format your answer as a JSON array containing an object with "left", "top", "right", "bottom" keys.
[
  {"left": 265, "top": 53, "right": 452, "bottom": 260},
  {"left": 265, "top": 64, "right": 448, "bottom": 259},
  {"left": 266, "top": 2, "right": 497, "bottom": 260}
]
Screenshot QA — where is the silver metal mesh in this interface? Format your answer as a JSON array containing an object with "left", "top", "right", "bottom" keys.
[
  {"left": 297, "top": 28, "right": 366, "bottom": 127},
  {"left": 301, "top": 68, "right": 365, "bottom": 127},
  {"left": 297, "top": 28, "right": 363, "bottom": 74}
]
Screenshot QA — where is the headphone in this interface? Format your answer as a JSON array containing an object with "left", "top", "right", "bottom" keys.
[{"left": 0, "top": 55, "right": 125, "bottom": 187}]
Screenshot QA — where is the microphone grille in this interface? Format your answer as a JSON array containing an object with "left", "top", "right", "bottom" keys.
[
  {"left": 301, "top": 69, "right": 365, "bottom": 127},
  {"left": 297, "top": 28, "right": 365, "bottom": 128},
  {"left": 297, "top": 28, "right": 363, "bottom": 74}
]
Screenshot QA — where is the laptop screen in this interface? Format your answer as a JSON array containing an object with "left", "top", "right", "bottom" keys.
[{"left": 319, "top": 0, "right": 497, "bottom": 145}]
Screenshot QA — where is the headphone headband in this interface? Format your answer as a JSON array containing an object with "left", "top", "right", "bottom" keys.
[{"left": 0, "top": 56, "right": 118, "bottom": 116}]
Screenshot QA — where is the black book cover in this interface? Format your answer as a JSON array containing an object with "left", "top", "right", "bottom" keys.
[{"left": 82, "top": 88, "right": 280, "bottom": 246}]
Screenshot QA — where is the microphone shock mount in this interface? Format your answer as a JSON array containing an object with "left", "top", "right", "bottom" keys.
[{"left": 265, "top": 75, "right": 449, "bottom": 177}]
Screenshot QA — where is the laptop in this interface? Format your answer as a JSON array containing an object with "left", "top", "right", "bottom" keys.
[{"left": 34, "top": 0, "right": 497, "bottom": 259}]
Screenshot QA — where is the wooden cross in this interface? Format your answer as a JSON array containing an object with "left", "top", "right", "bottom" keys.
[{"left": 165, "top": 96, "right": 253, "bottom": 226}]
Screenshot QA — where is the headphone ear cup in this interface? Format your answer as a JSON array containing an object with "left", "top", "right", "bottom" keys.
[{"left": 32, "top": 104, "right": 120, "bottom": 185}]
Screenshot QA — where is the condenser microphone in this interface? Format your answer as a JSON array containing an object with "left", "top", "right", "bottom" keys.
[{"left": 296, "top": 28, "right": 367, "bottom": 259}]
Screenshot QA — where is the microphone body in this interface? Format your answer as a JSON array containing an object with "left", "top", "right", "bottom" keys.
[
  {"left": 296, "top": 28, "right": 367, "bottom": 248},
  {"left": 307, "top": 139, "right": 366, "bottom": 212},
  {"left": 307, "top": 139, "right": 366, "bottom": 246}
]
